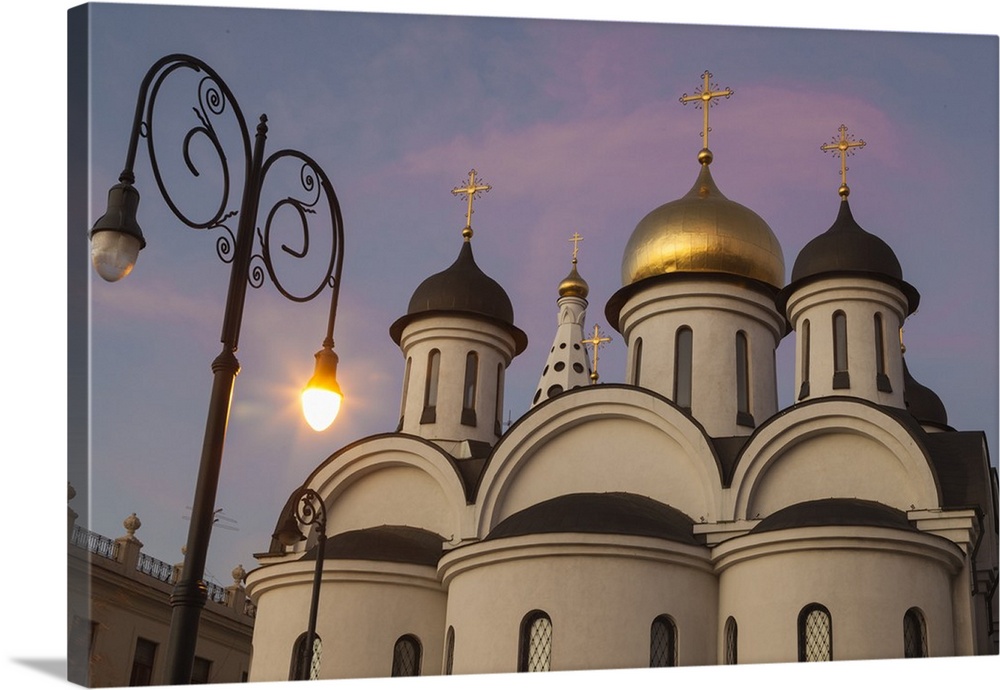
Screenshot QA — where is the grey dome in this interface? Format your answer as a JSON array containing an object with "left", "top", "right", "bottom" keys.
[
  {"left": 751, "top": 498, "right": 914, "bottom": 534},
  {"left": 781, "top": 199, "right": 919, "bottom": 314},
  {"left": 389, "top": 240, "right": 527, "bottom": 353},
  {"left": 903, "top": 358, "right": 949, "bottom": 428},
  {"left": 486, "top": 492, "right": 700, "bottom": 545}
]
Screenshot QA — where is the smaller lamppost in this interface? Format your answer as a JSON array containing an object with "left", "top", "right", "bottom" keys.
[{"left": 273, "top": 487, "right": 328, "bottom": 680}]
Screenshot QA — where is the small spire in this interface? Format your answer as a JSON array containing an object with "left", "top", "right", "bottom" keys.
[
  {"left": 821, "top": 124, "right": 866, "bottom": 198},
  {"left": 451, "top": 169, "right": 492, "bottom": 240},
  {"left": 582, "top": 324, "right": 612, "bottom": 384},
  {"left": 679, "top": 70, "right": 734, "bottom": 165},
  {"left": 559, "top": 232, "right": 589, "bottom": 299}
]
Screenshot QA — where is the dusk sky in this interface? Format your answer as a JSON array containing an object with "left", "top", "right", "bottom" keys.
[{"left": 4, "top": 1, "right": 998, "bottom": 688}]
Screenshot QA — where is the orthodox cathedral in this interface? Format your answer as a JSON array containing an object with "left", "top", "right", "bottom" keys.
[{"left": 244, "top": 74, "right": 998, "bottom": 680}]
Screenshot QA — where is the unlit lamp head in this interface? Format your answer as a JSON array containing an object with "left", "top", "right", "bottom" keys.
[{"left": 90, "top": 182, "right": 146, "bottom": 282}]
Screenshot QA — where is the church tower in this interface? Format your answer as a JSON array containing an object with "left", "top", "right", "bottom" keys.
[
  {"left": 389, "top": 170, "right": 527, "bottom": 450},
  {"left": 605, "top": 72, "right": 786, "bottom": 437},
  {"left": 532, "top": 234, "right": 593, "bottom": 406},
  {"left": 777, "top": 126, "right": 918, "bottom": 408}
]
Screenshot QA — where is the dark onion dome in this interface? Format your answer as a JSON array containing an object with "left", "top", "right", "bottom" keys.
[
  {"left": 619, "top": 163, "right": 785, "bottom": 290},
  {"left": 302, "top": 525, "right": 444, "bottom": 566},
  {"left": 390, "top": 240, "right": 528, "bottom": 354},
  {"left": 778, "top": 198, "right": 919, "bottom": 314},
  {"left": 750, "top": 498, "right": 915, "bottom": 534},
  {"left": 485, "top": 492, "right": 701, "bottom": 545},
  {"left": 902, "top": 358, "right": 949, "bottom": 428}
]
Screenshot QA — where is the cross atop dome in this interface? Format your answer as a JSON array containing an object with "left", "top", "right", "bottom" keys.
[
  {"left": 821, "top": 124, "right": 866, "bottom": 198},
  {"left": 451, "top": 169, "right": 492, "bottom": 240},
  {"left": 679, "top": 70, "right": 734, "bottom": 165}
]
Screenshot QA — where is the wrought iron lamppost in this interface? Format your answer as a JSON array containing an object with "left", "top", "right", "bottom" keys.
[
  {"left": 272, "top": 487, "right": 328, "bottom": 680},
  {"left": 90, "top": 54, "right": 345, "bottom": 684}
]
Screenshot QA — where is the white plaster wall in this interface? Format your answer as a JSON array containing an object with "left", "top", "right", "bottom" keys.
[
  {"left": 247, "top": 561, "right": 446, "bottom": 680},
  {"left": 496, "top": 417, "right": 708, "bottom": 523},
  {"left": 786, "top": 278, "right": 907, "bottom": 407},
  {"left": 617, "top": 279, "right": 784, "bottom": 437},
  {"left": 729, "top": 401, "right": 940, "bottom": 520},
  {"left": 440, "top": 536, "right": 717, "bottom": 674},
  {"left": 715, "top": 529, "right": 960, "bottom": 663},
  {"left": 398, "top": 315, "right": 516, "bottom": 445},
  {"left": 325, "top": 464, "right": 455, "bottom": 538},
  {"left": 478, "top": 389, "right": 724, "bottom": 532}
]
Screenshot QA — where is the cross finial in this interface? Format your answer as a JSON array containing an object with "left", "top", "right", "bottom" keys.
[
  {"left": 569, "top": 232, "right": 584, "bottom": 264},
  {"left": 679, "top": 70, "right": 734, "bottom": 164},
  {"left": 451, "top": 169, "right": 492, "bottom": 240},
  {"left": 582, "top": 324, "right": 612, "bottom": 384},
  {"left": 821, "top": 124, "right": 866, "bottom": 198}
]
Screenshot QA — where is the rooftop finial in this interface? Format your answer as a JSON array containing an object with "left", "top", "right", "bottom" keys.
[
  {"left": 451, "top": 169, "right": 492, "bottom": 240},
  {"left": 569, "top": 232, "right": 583, "bottom": 264},
  {"left": 679, "top": 70, "right": 734, "bottom": 165},
  {"left": 582, "top": 324, "right": 612, "bottom": 384},
  {"left": 821, "top": 124, "right": 866, "bottom": 198}
]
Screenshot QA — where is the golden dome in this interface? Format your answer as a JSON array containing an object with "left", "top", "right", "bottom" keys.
[
  {"left": 620, "top": 163, "right": 785, "bottom": 289},
  {"left": 558, "top": 262, "right": 589, "bottom": 299}
]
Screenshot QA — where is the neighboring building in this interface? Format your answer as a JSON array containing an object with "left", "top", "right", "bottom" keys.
[
  {"left": 245, "top": 83, "right": 998, "bottom": 680},
  {"left": 67, "top": 486, "right": 255, "bottom": 686}
]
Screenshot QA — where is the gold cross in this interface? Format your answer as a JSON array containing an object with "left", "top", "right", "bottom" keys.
[
  {"left": 451, "top": 169, "right": 492, "bottom": 239},
  {"left": 821, "top": 124, "right": 866, "bottom": 198},
  {"left": 582, "top": 324, "right": 612, "bottom": 384},
  {"left": 679, "top": 70, "right": 734, "bottom": 154},
  {"left": 569, "top": 232, "right": 584, "bottom": 263}
]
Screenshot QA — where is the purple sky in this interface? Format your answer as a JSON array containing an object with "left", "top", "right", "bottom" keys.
[{"left": 5, "top": 1, "right": 999, "bottom": 688}]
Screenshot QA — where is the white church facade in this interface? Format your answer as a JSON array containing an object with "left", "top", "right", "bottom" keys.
[{"left": 244, "top": 80, "right": 998, "bottom": 680}]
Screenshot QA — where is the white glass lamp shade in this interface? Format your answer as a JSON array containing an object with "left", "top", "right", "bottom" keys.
[{"left": 91, "top": 230, "right": 142, "bottom": 282}]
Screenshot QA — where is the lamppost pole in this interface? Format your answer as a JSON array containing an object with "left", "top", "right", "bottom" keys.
[
  {"left": 273, "top": 487, "right": 328, "bottom": 680},
  {"left": 90, "top": 55, "right": 345, "bottom": 684}
]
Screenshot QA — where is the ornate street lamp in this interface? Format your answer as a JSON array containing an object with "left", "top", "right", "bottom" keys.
[
  {"left": 90, "top": 54, "right": 344, "bottom": 683},
  {"left": 272, "top": 487, "right": 329, "bottom": 680}
]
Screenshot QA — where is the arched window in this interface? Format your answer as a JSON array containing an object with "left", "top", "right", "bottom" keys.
[
  {"left": 674, "top": 327, "right": 693, "bottom": 410},
  {"left": 736, "top": 331, "right": 753, "bottom": 426},
  {"left": 633, "top": 337, "right": 643, "bottom": 386},
  {"left": 391, "top": 635, "right": 421, "bottom": 677},
  {"left": 903, "top": 608, "right": 927, "bottom": 658},
  {"left": 874, "top": 313, "right": 892, "bottom": 392},
  {"left": 461, "top": 351, "right": 479, "bottom": 426},
  {"left": 649, "top": 615, "right": 677, "bottom": 667},
  {"left": 494, "top": 364, "right": 504, "bottom": 436},
  {"left": 399, "top": 357, "right": 411, "bottom": 428},
  {"left": 289, "top": 633, "right": 321, "bottom": 680},
  {"left": 799, "top": 319, "right": 811, "bottom": 400},
  {"left": 444, "top": 626, "right": 456, "bottom": 675},
  {"left": 833, "top": 311, "right": 849, "bottom": 389},
  {"left": 723, "top": 617, "right": 738, "bottom": 665},
  {"left": 420, "top": 350, "right": 440, "bottom": 423},
  {"left": 798, "top": 604, "right": 832, "bottom": 661},
  {"left": 518, "top": 611, "right": 552, "bottom": 672}
]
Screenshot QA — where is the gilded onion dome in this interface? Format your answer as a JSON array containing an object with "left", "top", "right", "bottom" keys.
[
  {"left": 619, "top": 161, "right": 785, "bottom": 290},
  {"left": 558, "top": 262, "right": 589, "bottom": 299}
]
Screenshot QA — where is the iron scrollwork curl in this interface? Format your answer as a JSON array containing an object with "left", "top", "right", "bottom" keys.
[
  {"left": 134, "top": 56, "right": 250, "bottom": 233},
  {"left": 292, "top": 488, "right": 327, "bottom": 535},
  {"left": 253, "top": 150, "right": 343, "bottom": 303}
]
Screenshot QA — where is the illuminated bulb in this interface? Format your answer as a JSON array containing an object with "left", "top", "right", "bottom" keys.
[
  {"left": 301, "top": 345, "right": 342, "bottom": 431},
  {"left": 301, "top": 386, "right": 342, "bottom": 432}
]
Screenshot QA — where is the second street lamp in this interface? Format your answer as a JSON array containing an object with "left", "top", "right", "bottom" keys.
[
  {"left": 272, "top": 487, "right": 329, "bottom": 680},
  {"left": 90, "top": 53, "right": 345, "bottom": 684}
]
